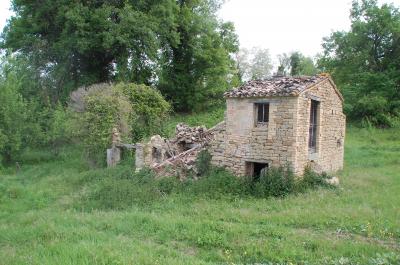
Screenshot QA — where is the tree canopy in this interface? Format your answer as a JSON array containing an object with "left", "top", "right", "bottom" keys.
[
  {"left": 319, "top": 0, "right": 400, "bottom": 126},
  {"left": 236, "top": 47, "right": 273, "bottom": 81},
  {"left": 1, "top": 0, "right": 238, "bottom": 111},
  {"left": 277, "top": 52, "right": 317, "bottom": 77}
]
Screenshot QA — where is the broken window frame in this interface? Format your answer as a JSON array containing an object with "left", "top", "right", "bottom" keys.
[{"left": 255, "top": 103, "right": 269, "bottom": 127}]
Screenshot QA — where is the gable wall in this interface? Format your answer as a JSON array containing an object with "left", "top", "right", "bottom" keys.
[{"left": 294, "top": 79, "right": 346, "bottom": 175}]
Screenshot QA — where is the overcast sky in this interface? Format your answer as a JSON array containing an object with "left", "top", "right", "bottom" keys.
[{"left": 1, "top": 0, "right": 400, "bottom": 61}]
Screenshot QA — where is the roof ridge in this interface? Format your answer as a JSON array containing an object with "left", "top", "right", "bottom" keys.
[{"left": 224, "top": 75, "right": 327, "bottom": 98}]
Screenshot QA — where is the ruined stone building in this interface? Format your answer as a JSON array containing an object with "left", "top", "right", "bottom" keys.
[
  {"left": 135, "top": 75, "right": 346, "bottom": 178},
  {"left": 210, "top": 75, "right": 346, "bottom": 176}
]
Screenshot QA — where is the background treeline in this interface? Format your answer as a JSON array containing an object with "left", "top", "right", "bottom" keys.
[{"left": 0, "top": 0, "right": 399, "bottom": 166}]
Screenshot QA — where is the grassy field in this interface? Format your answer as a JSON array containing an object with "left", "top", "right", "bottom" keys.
[{"left": 0, "top": 121, "right": 399, "bottom": 264}]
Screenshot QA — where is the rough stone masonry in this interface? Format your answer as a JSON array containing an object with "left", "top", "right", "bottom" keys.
[{"left": 135, "top": 74, "right": 346, "bottom": 178}]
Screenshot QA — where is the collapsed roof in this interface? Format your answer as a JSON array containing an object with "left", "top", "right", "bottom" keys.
[{"left": 224, "top": 75, "right": 328, "bottom": 98}]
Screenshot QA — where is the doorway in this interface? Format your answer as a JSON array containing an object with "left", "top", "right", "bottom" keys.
[{"left": 246, "top": 162, "right": 269, "bottom": 180}]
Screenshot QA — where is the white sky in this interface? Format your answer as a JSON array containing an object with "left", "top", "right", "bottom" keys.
[
  {"left": 219, "top": 0, "right": 400, "bottom": 61},
  {"left": 1, "top": 0, "right": 399, "bottom": 61}
]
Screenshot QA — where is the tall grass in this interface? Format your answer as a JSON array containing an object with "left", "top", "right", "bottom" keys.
[{"left": 0, "top": 120, "right": 399, "bottom": 264}]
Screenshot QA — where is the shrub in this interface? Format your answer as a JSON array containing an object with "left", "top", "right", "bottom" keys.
[
  {"left": 0, "top": 73, "right": 27, "bottom": 164},
  {"left": 251, "top": 165, "right": 295, "bottom": 197},
  {"left": 116, "top": 83, "right": 171, "bottom": 141},
  {"left": 69, "top": 82, "right": 170, "bottom": 166},
  {"left": 196, "top": 150, "right": 212, "bottom": 176},
  {"left": 79, "top": 86, "right": 132, "bottom": 166},
  {"left": 186, "top": 167, "right": 250, "bottom": 198},
  {"left": 298, "top": 167, "right": 333, "bottom": 191}
]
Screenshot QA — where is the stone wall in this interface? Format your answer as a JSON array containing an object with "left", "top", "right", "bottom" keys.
[
  {"left": 294, "top": 79, "right": 346, "bottom": 175},
  {"left": 209, "top": 79, "right": 345, "bottom": 176},
  {"left": 209, "top": 97, "right": 298, "bottom": 176}
]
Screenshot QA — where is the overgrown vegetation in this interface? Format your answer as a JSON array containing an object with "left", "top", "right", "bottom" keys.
[{"left": 0, "top": 126, "right": 399, "bottom": 264}]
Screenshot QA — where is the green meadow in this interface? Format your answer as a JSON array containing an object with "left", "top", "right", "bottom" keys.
[{"left": 0, "top": 118, "right": 399, "bottom": 264}]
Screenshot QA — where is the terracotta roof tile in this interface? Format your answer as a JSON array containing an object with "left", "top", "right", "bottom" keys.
[{"left": 224, "top": 76, "right": 327, "bottom": 98}]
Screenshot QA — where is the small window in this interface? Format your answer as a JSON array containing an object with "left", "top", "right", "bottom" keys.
[{"left": 255, "top": 103, "right": 269, "bottom": 126}]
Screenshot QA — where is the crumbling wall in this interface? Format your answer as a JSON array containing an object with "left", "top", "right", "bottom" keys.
[{"left": 135, "top": 123, "right": 214, "bottom": 178}]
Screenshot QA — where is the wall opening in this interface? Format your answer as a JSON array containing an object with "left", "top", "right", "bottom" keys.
[
  {"left": 308, "top": 99, "right": 319, "bottom": 153},
  {"left": 254, "top": 103, "right": 269, "bottom": 127},
  {"left": 246, "top": 162, "right": 269, "bottom": 180}
]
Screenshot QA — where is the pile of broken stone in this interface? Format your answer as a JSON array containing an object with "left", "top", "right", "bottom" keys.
[{"left": 151, "top": 123, "right": 215, "bottom": 178}]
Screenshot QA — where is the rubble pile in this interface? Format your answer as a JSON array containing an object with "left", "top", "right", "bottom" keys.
[
  {"left": 138, "top": 123, "right": 217, "bottom": 178},
  {"left": 170, "top": 123, "right": 213, "bottom": 149},
  {"left": 224, "top": 76, "right": 326, "bottom": 98}
]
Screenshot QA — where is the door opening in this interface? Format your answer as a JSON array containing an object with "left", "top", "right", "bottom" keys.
[{"left": 246, "top": 162, "right": 269, "bottom": 180}]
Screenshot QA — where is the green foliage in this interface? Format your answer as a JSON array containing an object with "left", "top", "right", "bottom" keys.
[
  {"left": 116, "top": 83, "right": 171, "bottom": 141},
  {"left": 277, "top": 52, "right": 318, "bottom": 76},
  {"left": 78, "top": 168, "right": 168, "bottom": 210},
  {"left": 319, "top": 0, "right": 400, "bottom": 127},
  {"left": 2, "top": 0, "right": 238, "bottom": 114},
  {"left": 251, "top": 165, "right": 295, "bottom": 197},
  {"left": 159, "top": 1, "right": 239, "bottom": 111},
  {"left": 1, "top": 0, "right": 179, "bottom": 103},
  {"left": 195, "top": 150, "right": 212, "bottom": 176},
  {"left": 80, "top": 86, "right": 132, "bottom": 165},
  {"left": 72, "top": 82, "right": 170, "bottom": 165},
  {"left": 298, "top": 167, "right": 334, "bottom": 191},
  {"left": 0, "top": 65, "right": 27, "bottom": 164},
  {"left": 236, "top": 47, "right": 273, "bottom": 81},
  {"left": 1, "top": 127, "right": 400, "bottom": 264}
]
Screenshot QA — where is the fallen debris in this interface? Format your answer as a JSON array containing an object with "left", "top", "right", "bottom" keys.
[{"left": 135, "top": 123, "right": 218, "bottom": 178}]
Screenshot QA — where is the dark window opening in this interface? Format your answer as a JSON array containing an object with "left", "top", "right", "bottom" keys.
[
  {"left": 309, "top": 100, "right": 319, "bottom": 153},
  {"left": 255, "top": 103, "right": 269, "bottom": 125},
  {"left": 246, "top": 162, "right": 269, "bottom": 180}
]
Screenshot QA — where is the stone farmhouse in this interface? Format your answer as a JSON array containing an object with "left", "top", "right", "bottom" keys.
[
  {"left": 209, "top": 74, "right": 346, "bottom": 177},
  {"left": 132, "top": 74, "right": 346, "bottom": 178}
]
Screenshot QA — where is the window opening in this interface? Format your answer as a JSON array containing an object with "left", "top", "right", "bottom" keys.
[
  {"left": 309, "top": 100, "right": 319, "bottom": 153},
  {"left": 255, "top": 103, "right": 269, "bottom": 126}
]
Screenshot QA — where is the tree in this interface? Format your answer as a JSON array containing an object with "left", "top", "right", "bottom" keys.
[
  {"left": 277, "top": 53, "right": 291, "bottom": 76},
  {"left": 2, "top": 0, "right": 238, "bottom": 113},
  {"left": 1, "top": 0, "right": 179, "bottom": 103},
  {"left": 159, "top": 0, "right": 239, "bottom": 112},
  {"left": 235, "top": 47, "right": 273, "bottom": 81},
  {"left": 0, "top": 57, "right": 27, "bottom": 164},
  {"left": 276, "top": 52, "right": 317, "bottom": 76},
  {"left": 319, "top": 0, "right": 400, "bottom": 126}
]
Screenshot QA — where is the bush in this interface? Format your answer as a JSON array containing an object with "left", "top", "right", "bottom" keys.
[
  {"left": 297, "top": 167, "right": 333, "bottom": 191},
  {"left": 72, "top": 85, "right": 132, "bottom": 166},
  {"left": 186, "top": 167, "right": 250, "bottom": 198},
  {"left": 251, "top": 165, "right": 295, "bottom": 197},
  {"left": 0, "top": 72, "right": 27, "bottom": 164},
  {"left": 116, "top": 83, "right": 171, "bottom": 141},
  {"left": 196, "top": 150, "right": 212, "bottom": 176},
  {"left": 70, "top": 82, "right": 170, "bottom": 166}
]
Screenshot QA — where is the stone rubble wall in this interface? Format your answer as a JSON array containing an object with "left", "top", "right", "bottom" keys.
[
  {"left": 209, "top": 97, "right": 298, "bottom": 176},
  {"left": 294, "top": 79, "right": 346, "bottom": 175}
]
